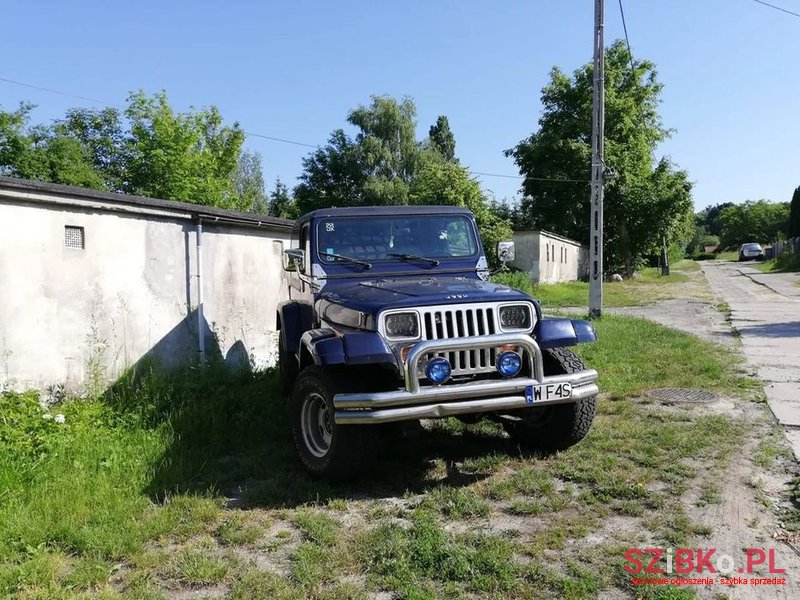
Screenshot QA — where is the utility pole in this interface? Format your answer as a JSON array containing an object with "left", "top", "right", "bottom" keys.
[{"left": 588, "top": 0, "right": 605, "bottom": 318}]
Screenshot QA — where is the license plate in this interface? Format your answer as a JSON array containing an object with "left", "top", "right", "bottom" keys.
[{"left": 525, "top": 382, "right": 572, "bottom": 404}]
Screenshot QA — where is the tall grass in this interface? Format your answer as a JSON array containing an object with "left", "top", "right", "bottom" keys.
[{"left": 0, "top": 360, "right": 285, "bottom": 595}]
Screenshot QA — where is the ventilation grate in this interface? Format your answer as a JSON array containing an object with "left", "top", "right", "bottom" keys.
[{"left": 64, "top": 225, "right": 85, "bottom": 249}]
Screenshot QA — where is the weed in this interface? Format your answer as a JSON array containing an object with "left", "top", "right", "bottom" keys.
[
  {"left": 419, "top": 486, "right": 490, "bottom": 519},
  {"left": 358, "top": 510, "right": 517, "bottom": 594},
  {"left": 293, "top": 510, "right": 340, "bottom": 546},
  {"left": 168, "top": 544, "right": 229, "bottom": 585},
  {"left": 216, "top": 513, "right": 264, "bottom": 546}
]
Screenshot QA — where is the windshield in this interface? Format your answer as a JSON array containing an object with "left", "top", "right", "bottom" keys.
[
  {"left": 316, "top": 215, "right": 479, "bottom": 263},
  {"left": 743, "top": 243, "right": 762, "bottom": 251}
]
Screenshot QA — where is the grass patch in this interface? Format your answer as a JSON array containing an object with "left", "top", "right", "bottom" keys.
[
  {"left": 672, "top": 259, "right": 701, "bottom": 271},
  {"left": 758, "top": 251, "right": 800, "bottom": 272},
  {"left": 216, "top": 513, "right": 265, "bottom": 546},
  {"left": 716, "top": 250, "right": 739, "bottom": 261},
  {"left": 577, "top": 314, "right": 756, "bottom": 398},
  {"left": 419, "top": 486, "right": 490, "bottom": 519},
  {"left": 358, "top": 510, "right": 517, "bottom": 594},
  {"left": 494, "top": 267, "right": 696, "bottom": 309},
  {"left": 168, "top": 543, "right": 230, "bottom": 585},
  {"left": 293, "top": 510, "right": 341, "bottom": 546}
]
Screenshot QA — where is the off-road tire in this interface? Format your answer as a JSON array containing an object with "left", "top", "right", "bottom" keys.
[
  {"left": 278, "top": 331, "right": 298, "bottom": 396},
  {"left": 503, "top": 347, "right": 596, "bottom": 451},
  {"left": 290, "top": 366, "right": 374, "bottom": 480}
]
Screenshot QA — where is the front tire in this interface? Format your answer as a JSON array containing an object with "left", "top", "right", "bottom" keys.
[
  {"left": 503, "top": 347, "right": 596, "bottom": 451},
  {"left": 290, "top": 366, "right": 373, "bottom": 480},
  {"left": 278, "top": 331, "right": 298, "bottom": 396}
]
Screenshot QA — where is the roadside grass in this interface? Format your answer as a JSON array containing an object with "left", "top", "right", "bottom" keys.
[
  {"left": 0, "top": 313, "right": 768, "bottom": 598},
  {"left": 715, "top": 250, "right": 739, "bottom": 261},
  {"left": 577, "top": 314, "right": 758, "bottom": 398},
  {"left": 757, "top": 252, "right": 800, "bottom": 273},
  {"left": 672, "top": 259, "right": 701, "bottom": 271},
  {"left": 494, "top": 264, "right": 703, "bottom": 309}
]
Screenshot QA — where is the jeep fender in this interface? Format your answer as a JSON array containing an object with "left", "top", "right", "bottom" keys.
[
  {"left": 535, "top": 318, "right": 597, "bottom": 349},
  {"left": 299, "top": 329, "right": 397, "bottom": 367},
  {"left": 277, "top": 301, "right": 314, "bottom": 353}
]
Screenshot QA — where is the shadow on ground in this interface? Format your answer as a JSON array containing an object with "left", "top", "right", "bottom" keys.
[
  {"left": 105, "top": 361, "right": 524, "bottom": 509},
  {"left": 736, "top": 321, "right": 800, "bottom": 338}
]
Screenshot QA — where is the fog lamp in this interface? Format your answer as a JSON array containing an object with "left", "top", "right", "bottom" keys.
[
  {"left": 497, "top": 351, "right": 522, "bottom": 377},
  {"left": 426, "top": 357, "right": 452, "bottom": 385}
]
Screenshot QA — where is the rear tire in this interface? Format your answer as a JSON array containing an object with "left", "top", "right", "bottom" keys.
[
  {"left": 290, "top": 366, "right": 374, "bottom": 480},
  {"left": 503, "top": 347, "right": 596, "bottom": 451}
]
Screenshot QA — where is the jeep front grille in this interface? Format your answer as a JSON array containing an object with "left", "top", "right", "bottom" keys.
[{"left": 420, "top": 304, "right": 497, "bottom": 376}]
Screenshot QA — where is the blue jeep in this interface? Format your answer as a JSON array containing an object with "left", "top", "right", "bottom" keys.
[{"left": 278, "top": 206, "right": 599, "bottom": 479}]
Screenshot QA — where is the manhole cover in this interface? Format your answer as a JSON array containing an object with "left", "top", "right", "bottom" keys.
[{"left": 644, "top": 388, "right": 718, "bottom": 404}]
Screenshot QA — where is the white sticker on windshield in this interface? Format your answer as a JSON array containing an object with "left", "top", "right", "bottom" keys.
[{"left": 325, "top": 222, "right": 335, "bottom": 232}]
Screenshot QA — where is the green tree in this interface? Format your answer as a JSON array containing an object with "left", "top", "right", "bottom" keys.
[
  {"left": 789, "top": 186, "right": 800, "bottom": 239},
  {"left": 268, "top": 177, "right": 298, "bottom": 219},
  {"left": 59, "top": 107, "right": 126, "bottom": 191},
  {"left": 716, "top": 200, "right": 790, "bottom": 248},
  {"left": 124, "top": 91, "right": 245, "bottom": 208},
  {"left": 428, "top": 115, "right": 456, "bottom": 162},
  {"left": 294, "top": 96, "right": 424, "bottom": 213},
  {"left": 295, "top": 96, "right": 510, "bottom": 263},
  {"left": 294, "top": 129, "right": 367, "bottom": 213},
  {"left": 0, "top": 103, "right": 104, "bottom": 189},
  {"left": 505, "top": 40, "right": 694, "bottom": 276},
  {"left": 232, "top": 150, "right": 267, "bottom": 213},
  {"left": 409, "top": 155, "right": 512, "bottom": 268}
]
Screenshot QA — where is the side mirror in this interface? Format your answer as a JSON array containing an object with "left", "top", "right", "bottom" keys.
[
  {"left": 497, "top": 241, "right": 515, "bottom": 264},
  {"left": 283, "top": 248, "right": 305, "bottom": 273}
]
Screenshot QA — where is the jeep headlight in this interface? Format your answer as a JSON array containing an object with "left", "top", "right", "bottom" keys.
[
  {"left": 384, "top": 312, "right": 419, "bottom": 339},
  {"left": 499, "top": 304, "right": 532, "bottom": 331}
]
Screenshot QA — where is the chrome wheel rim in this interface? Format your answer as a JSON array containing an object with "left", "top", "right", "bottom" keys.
[{"left": 301, "top": 392, "right": 332, "bottom": 458}]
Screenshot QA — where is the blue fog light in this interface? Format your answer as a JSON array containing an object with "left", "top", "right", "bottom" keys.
[
  {"left": 426, "top": 357, "right": 452, "bottom": 385},
  {"left": 497, "top": 351, "right": 522, "bottom": 377}
]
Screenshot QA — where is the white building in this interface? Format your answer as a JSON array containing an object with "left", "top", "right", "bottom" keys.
[
  {"left": 512, "top": 230, "right": 588, "bottom": 284},
  {"left": 0, "top": 176, "right": 293, "bottom": 392}
]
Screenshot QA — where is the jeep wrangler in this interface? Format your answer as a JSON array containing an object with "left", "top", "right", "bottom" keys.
[{"left": 278, "top": 206, "right": 599, "bottom": 479}]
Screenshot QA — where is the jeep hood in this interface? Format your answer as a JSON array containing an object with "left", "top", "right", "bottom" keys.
[{"left": 318, "top": 276, "right": 533, "bottom": 314}]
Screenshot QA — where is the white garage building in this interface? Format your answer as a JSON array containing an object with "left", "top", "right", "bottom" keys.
[
  {"left": 512, "top": 230, "right": 588, "bottom": 284},
  {"left": 0, "top": 176, "right": 293, "bottom": 392}
]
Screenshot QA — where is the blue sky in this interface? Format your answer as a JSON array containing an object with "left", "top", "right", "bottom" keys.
[{"left": 1, "top": 0, "right": 798, "bottom": 210}]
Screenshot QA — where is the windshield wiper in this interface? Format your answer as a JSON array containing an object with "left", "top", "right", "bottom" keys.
[
  {"left": 319, "top": 251, "right": 372, "bottom": 269},
  {"left": 387, "top": 252, "right": 440, "bottom": 267}
]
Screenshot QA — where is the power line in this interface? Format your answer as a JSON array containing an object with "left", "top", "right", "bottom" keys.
[
  {"left": 0, "top": 74, "right": 587, "bottom": 184},
  {"left": 751, "top": 0, "right": 800, "bottom": 19},
  {"left": 0, "top": 76, "right": 120, "bottom": 108},
  {"left": 243, "top": 132, "right": 317, "bottom": 148},
  {"left": 469, "top": 170, "right": 588, "bottom": 183},
  {"left": 0, "top": 75, "right": 316, "bottom": 148},
  {"left": 617, "top": 0, "right": 636, "bottom": 73}
]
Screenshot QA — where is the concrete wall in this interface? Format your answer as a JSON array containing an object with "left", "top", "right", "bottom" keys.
[
  {"left": 0, "top": 195, "right": 291, "bottom": 392},
  {"left": 512, "top": 230, "right": 588, "bottom": 284}
]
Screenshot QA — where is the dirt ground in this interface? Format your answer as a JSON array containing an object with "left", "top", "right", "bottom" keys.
[{"left": 605, "top": 292, "right": 800, "bottom": 598}]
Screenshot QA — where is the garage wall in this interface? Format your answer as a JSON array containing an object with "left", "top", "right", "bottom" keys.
[{"left": 0, "top": 192, "right": 291, "bottom": 392}]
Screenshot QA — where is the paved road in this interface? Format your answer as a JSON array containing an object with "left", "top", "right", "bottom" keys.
[{"left": 703, "top": 261, "right": 800, "bottom": 458}]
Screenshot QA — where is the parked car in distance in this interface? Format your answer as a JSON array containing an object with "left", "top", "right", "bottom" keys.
[{"left": 738, "top": 243, "right": 765, "bottom": 261}]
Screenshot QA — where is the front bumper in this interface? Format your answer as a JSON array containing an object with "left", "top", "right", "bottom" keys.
[{"left": 333, "top": 333, "right": 599, "bottom": 424}]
